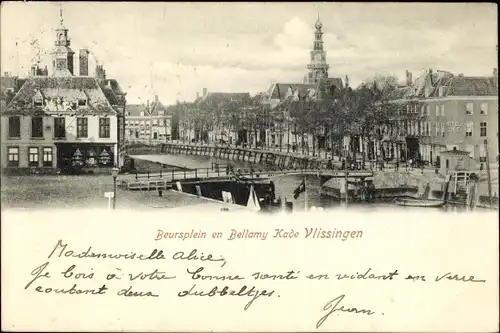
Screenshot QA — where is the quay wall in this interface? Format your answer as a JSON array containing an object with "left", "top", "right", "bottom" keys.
[{"left": 126, "top": 143, "right": 328, "bottom": 171}]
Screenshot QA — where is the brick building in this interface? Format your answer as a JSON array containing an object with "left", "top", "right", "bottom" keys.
[
  {"left": 1, "top": 13, "right": 126, "bottom": 173},
  {"left": 384, "top": 69, "right": 498, "bottom": 168},
  {"left": 125, "top": 95, "right": 172, "bottom": 144}
]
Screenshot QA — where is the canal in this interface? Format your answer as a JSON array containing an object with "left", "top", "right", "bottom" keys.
[{"left": 132, "top": 153, "right": 471, "bottom": 213}]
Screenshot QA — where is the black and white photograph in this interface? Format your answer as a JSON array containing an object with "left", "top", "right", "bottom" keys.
[
  {"left": 1, "top": 2, "right": 498, "bottom": 213},
  {"left": 1, "top": 2, "right": 498, "bottom": 332}
]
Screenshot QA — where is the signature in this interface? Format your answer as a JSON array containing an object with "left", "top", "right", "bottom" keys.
[{"left": 316, "top": 294, "right": 375, "bottom": 329}]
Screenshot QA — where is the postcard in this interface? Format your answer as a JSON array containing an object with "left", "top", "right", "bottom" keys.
[{"left": 1, "top": 2, "right": 498, "bottom": 332}]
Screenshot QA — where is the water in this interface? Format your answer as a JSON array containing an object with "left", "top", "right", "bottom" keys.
[{"left": 159, "top": 154, "right": 473, "bottom": 212}]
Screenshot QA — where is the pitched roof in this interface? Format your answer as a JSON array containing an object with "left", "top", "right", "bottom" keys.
[
  {"left": 435, "top": 76, "right": 498, "bottom": 97},
  {"left": 268, "top": 83, "right": 316, "bottom": 100},
  {"left": 197, "top": 92, "right": 252, "bottom": 106},
  {"left": 126, "top": 100, "right": 169, "bottom": 117},
  {"left": 126, "top": 104, "right": 148, "bottom": 116},
  {"left": 2, "top": 76, "right": 116, "bottom": 116}
]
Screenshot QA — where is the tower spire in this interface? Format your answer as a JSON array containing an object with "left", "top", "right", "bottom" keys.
[{"left": 59, "top": 5, "right": 64, "bottom": 27}]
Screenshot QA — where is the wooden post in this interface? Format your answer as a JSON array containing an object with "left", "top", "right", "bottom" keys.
[
  {"left": 345, "top": 149, "right": 349, "bottom": 207},
  {"left": 484, "top": 139, "right": 492, "bottom": 208}
]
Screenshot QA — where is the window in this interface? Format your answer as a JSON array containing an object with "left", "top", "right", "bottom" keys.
[
  {"left": 31, "top": 117, "right": 44, "bottom": 138},
  {"left": 99, "top": 117, "right": 110, "bottom": 138},
  {"left": 125, "top": 120, "right": 129, "bottom": 126},
  {"left": 441, "top": 123, "right": 445, "bottom": 137},
  {"left": 77, "top": 117, "right": 88, "bottom": 138},
  {"left": 465, "top": 122, "right": 473, "bottom": 137},
  {"left": 421, "top": 106, "right": 424, "bottom": 117},
  {"left": 140, "top": 112, "right": 145, "bottom": 117},
  {"left": 28, "top": 147, "right": 39, "bottom": 167},
  {"left": 8, "top": 116, "right": 20, "bottom": 138},
  {"left": 438, "top": 86, "right": 444, "bottom": 97},
  {"left": 435, "top": 105, "right": 439, "bottom": 117},
  {"left": 78, "top": 98, "right": 87, "bottom": 106},
  {"left": 436, "top": 123, "right": 440, "bottom": 137},
  {"left": 440, "top": 105, "right": 445, "bottom": 117},
  {"left": 479, "top": 145, "right": 486, "bottom": 163},
  {"left": 426, "top": 105, "right": 430, "bottom": 116},
  {"left": 465, "top": 103, "right": 473, "bottom": 115},
  {"left": 54, "top": 117, "right": 66, "bottom": 138},
  {"left": 140, "top": 121, "right": 145, "bottom": 126},
  {"left": 43, "top": 147, "right": 53, "bottom": 167},
  {"left": 480, "top": 103, "right": 488, "bottom": 115},
  {"left": 480, "top": 122, "right": 487, "bottom": 137},
  {"left": 33, "top": 97, "right": 43, "bottom": 107},
  {"left": 7, "top": 147, "right": 19, "bottom": 167}
]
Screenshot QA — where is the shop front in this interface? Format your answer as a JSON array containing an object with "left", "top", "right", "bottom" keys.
[{"left": 56, "top": 143, "right": 116, "bottom": 174}]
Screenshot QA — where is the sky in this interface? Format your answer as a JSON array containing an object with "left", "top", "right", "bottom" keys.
[{"left": 1, "top": 2, "right": 497, "bottom": 105}]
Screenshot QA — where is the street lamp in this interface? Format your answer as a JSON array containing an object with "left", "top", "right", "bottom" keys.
[{"left": 111, "top": 167, "right": 120, "bottom": 209}]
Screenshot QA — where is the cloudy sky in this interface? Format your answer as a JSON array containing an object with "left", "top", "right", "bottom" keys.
[{"left": 1, "top": 2, "right": 497, "bottom": 105}]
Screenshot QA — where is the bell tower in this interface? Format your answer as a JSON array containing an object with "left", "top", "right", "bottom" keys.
[
  {"left": 52, "top": 7, "right": 74, "bottom": 77},
  {"left": 307, "top": 14, "right": 329, "bottom": 84}
]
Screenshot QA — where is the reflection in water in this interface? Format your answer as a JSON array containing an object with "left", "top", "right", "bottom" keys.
[{"left": 167, "top": 154, "right": 474, "bottom": 212}]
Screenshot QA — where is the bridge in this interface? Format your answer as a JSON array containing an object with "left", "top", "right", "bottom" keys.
[{"left": 119, "top": 166, "right": 374, "bottom": 191}]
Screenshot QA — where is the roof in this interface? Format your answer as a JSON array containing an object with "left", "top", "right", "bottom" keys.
[
  {"left": 268, "top": 83, "right": 317, "bottom": 100},
  {"left": 2, "top": 76, "right": 116, "bottom": 116},
  {"left": 385, "top": 70, "right": 498, "bottom": 101},
  {"left": 196, "top": 92, "right": 252, "bottom": 106},
  {"left": 1, "top": 76, "right": 25, "bottom": 103},
  {"left": 99, "top": 80, "right": 126, "bottom": 107},
  {"left": 433, "top": 76, "right": 498, "bottom": 97},
  {"left": 126, "top": 100, "right": 168, "bottom": 117}
]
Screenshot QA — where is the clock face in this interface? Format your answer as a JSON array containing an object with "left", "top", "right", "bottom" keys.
[{"left": 315, "top": 53, "right": 322, "bottom": 61}]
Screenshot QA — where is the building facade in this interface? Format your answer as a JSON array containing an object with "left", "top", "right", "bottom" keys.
[
  {"left": 125, "top": 96, "right": 172, "bottom": 144},
  {"left": 1, "top": 14, "right": 126, "bottom": 174},
  {"left": 384, "top": 69, "right": 498, "bottom": 168}
]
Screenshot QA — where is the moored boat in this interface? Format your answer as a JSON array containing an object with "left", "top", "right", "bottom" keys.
[{"left": 393, "top": 197, "right": 446, "bottom": 208}]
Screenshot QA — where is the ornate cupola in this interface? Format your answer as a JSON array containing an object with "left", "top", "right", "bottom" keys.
[
  {"left": 52, "top": 7, "right": 75, "bottom": 77},
  {"left": 307, "top": 14, "right": 329, "bottom": 84}
]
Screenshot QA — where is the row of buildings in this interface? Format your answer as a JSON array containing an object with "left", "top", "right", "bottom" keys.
[
  {"left": 173, "top": 15, "right": 498, "bottom": 169},
  {"left": 1, "top": 13, "right": 497, "bottom": 173}
]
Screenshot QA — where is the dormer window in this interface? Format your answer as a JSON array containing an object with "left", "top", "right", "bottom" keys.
[
  {"left": 32, "top": 90, "right": 44, "bottom": 107},
  {"left": 77, "top": 90, "right": 88, "bottom": 107},
  {"left": 140, "top": 111, "right": 145, "bottom": 117},
  {"left": 33, "top": 98, "right": 43, "bottom": 107}
]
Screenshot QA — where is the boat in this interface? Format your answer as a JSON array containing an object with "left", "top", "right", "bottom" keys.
[{"left": 393, "top": 197, "right": 445, "bottom": 208}]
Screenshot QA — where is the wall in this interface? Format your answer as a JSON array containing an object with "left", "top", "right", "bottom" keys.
[
  {"left": 1, "top": 114, "right": 118, "bottom": 169},
  {"left": 422, "top": 97, "right": 498, "bottom": 164},
  {"left": 125, "top": 115, "right": 172, "bottom": 143}
]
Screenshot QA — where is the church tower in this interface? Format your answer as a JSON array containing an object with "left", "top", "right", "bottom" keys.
[
  {"left": 52, "top": 7, "right": 74, "bottom": 77},
  {"left": 306, "top": 14, "right": 329, "bottom": 84}
]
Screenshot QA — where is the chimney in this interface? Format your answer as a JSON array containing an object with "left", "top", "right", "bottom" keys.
[
  {"left": 202, "top": 88, "right": 207, "bottom": 97},
  {"left": 493, "top": 68, "right": 498, "bottom": 87},
  {"left": 155, "top": 94, "right": 158, "bottom": 102},
  {"left": 79, "top": 49, "right": 89, "bottom": 76},
  {"left": 345, "top": 75, "right": 350, "bottom": 88},
  {"left": 405, "top": 70, "right": 413, "bottom": 86},
  {"left": 95, "top": 65, "right": 106, "bottom": 81},
  {"left": 196, "top": 92, "right": 200, "bottom": 99}
]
